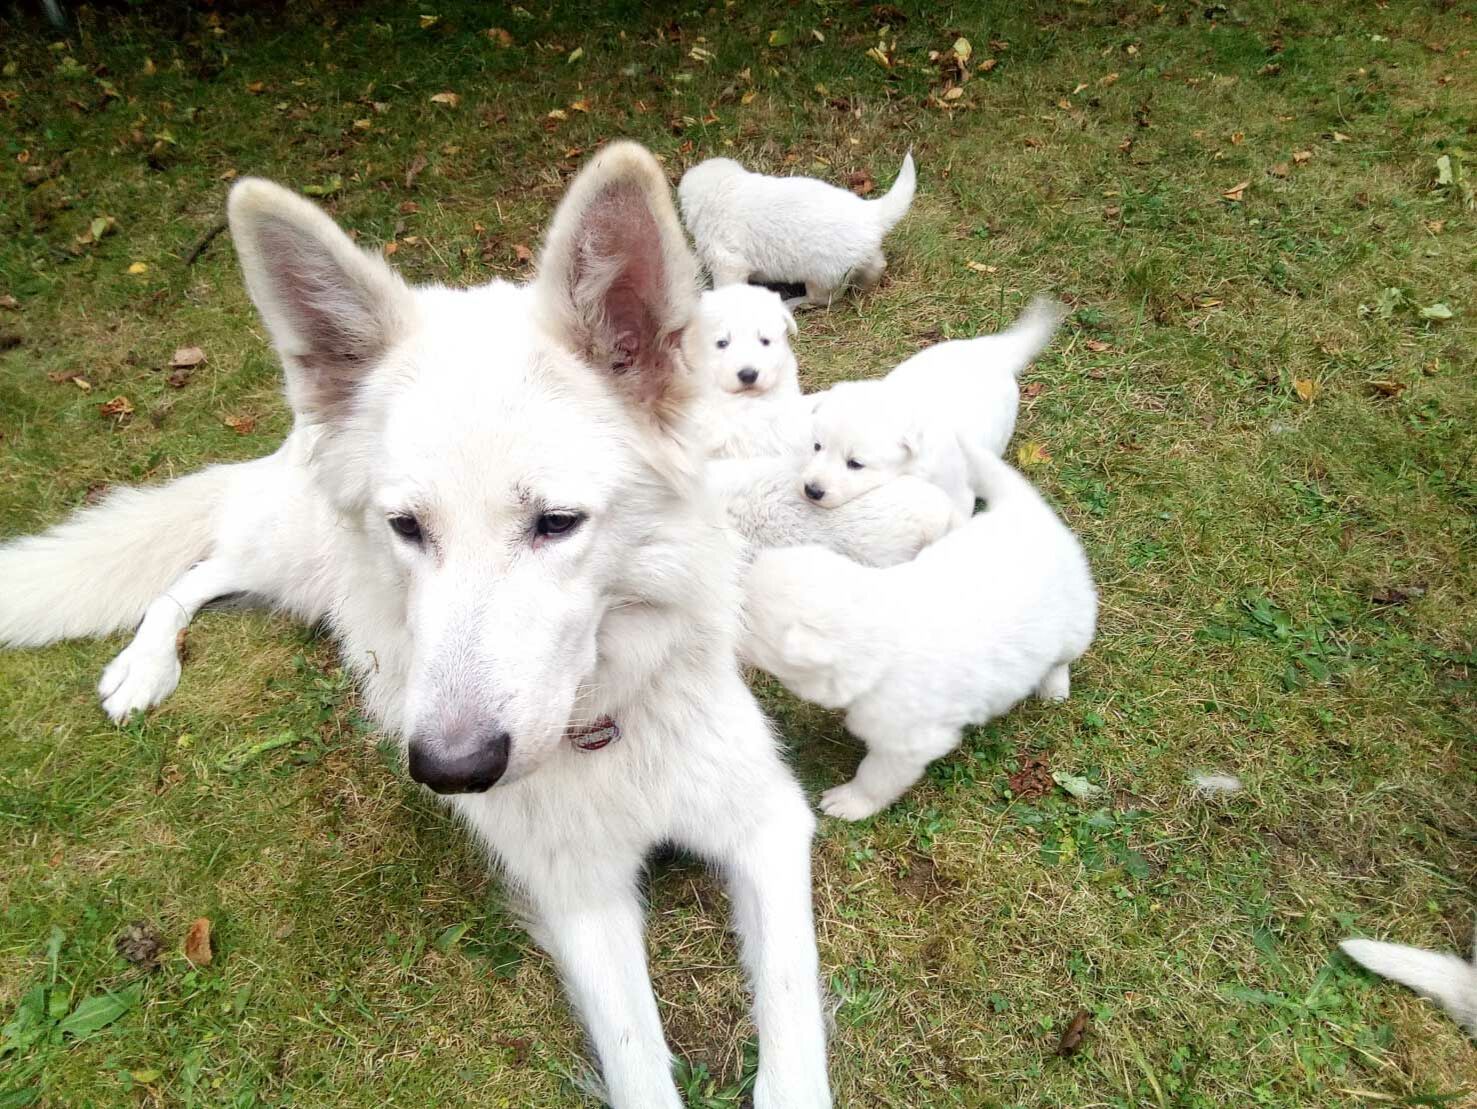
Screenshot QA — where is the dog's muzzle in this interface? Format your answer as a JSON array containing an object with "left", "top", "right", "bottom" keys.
[{"left": 408, "top": 730, "right": 511, "bottom": 794}]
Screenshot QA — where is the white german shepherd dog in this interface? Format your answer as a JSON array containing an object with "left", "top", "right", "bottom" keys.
[{"left": 0, "top": 143, "right": 832, "bottom": 1107}]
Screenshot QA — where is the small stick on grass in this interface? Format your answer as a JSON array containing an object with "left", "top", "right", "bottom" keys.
[{"left": 185, "top": 219, "right": 229, "bottom": 267}]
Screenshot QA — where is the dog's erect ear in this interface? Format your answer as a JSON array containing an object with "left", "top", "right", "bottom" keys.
[
  {"left": 781, "top": 622, "right": 835, "bottom": 670},
  {"left": 780, "top": 303, "right": 798, "bottom": 338},
  {"left": 229, "top": 179, "right": 413, "bottom": 424},
  {"left": 535, "top": 142, "right": 699, "bottom": 420}
]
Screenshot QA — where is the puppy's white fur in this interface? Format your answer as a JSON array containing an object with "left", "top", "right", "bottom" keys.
[
  {"left": 0, "top": 146, "right": 832, "bottom": 1108},
  {"left": 684, "top": 285, "right": 809, "bottom": 459},
  {"left": 803, "top": 298, "right": 1064, "bottom": 514},
  {"left": 710, "top": 457, "right": 962, "bottom": 568},
  {"left": 679, "top": 152, "right": 916, "bottom": 307},
  {"left": 744, "top": 452, "right": 1096, "bottom": 820},
  {"left": 1341, "top": 928, "right": 1477, "bottom": 1038}
]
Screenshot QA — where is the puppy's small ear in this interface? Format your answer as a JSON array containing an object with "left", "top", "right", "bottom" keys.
[
  {"left": 229, "top": 178, "right": 414, "bottom": 425},
  {"left": 781, "top": 304, "right": 798, "bottom": 338},
  {"left": 535, "top": 142, "right": 700, "bottom": 425},
  {"left": 781, "top": 623, "right": 835, "bottom": 670},
  {"left": 899, "top": 425, "right": 924, "bottom": 458}
]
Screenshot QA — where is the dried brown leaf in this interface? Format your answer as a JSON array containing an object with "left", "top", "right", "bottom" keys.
[
  {"left": 1057, "top": 1009, "right": 1092, "bottom": 1056},
  {"left": 99, "top": 395, "right": 134, "bottom": 418},
  {"left": 184, "top": 917, "right": 213, "bottom": 967},
  {"left": 170, "top": 346, "right": 206, "bottom": 369},
  {"left": 223, "top": 414, "right": 256, "bottom": 435}
]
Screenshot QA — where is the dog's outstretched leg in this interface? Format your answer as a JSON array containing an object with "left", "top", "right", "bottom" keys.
[
  {"left": 525, "top": 863, "right": 683, "bottom": 1109},
  {"left": 97, "top": 556, "right": 239, "bottom": 722},
  {"left": 1035, "top": 663, "right": 1071, "bottom": 701},
  {"left": 693, "top": 778, "right": 832, "bottom": 1108},
  {"left": 821, "top": 722, "right": 959, "bottom": 821}
]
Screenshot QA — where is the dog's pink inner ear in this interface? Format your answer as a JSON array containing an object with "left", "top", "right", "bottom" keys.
[
  {"left": 258, "top": 218, "right": 385, "bottom": 417},
  {"left": 570, "top": 184, "right": 680, "bottom": 404}
]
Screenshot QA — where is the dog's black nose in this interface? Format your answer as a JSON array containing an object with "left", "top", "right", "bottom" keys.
[
  {"left": 737, "top": 367, "right": 759, "bottom": 386},
  {"left": 803, "top": 483, "right": 825, "bottom": 502},
  {"left": 408, "top": 731, "right": 511, "bottom": 794}
]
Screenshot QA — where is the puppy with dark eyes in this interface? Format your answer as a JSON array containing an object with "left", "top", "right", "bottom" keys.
[
  {"left": 683, "top": 284, "right": 812, "bottom": 459},
  {"left": 744, "top": 450, "right": 1096, "bottom": 821},
  {"left": 802, "top": 298, "right": 1064, "bottom": 515}
]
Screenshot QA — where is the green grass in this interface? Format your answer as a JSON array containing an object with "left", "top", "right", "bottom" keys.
[{"left": 1, "top": 1, "right": 1474, "bottom": 1105}]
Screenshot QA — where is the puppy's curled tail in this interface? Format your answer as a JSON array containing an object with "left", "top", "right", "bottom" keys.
[
  {"left": 870, "top": 151, "right": 917, "bottom": 234},
  {"left": 0, "top": 466, "right": 231, "bottom": 647},
  {"left": 1340, "top": 931, "right": 1477, "bottom": 1037},
  {"left": 992, "top": 296, "right": 1068, "bottom": 379}
]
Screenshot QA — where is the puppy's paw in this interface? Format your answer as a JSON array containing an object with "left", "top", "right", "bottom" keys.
[
  {"left": 819, "top": 782, "right": 885, "bottom": 822},
  {"left": 98, "top": 643, "right": 182, "bottom": 723},
  {"left": 1035, "top": 664, "right": 1071, "bottom": 702}
]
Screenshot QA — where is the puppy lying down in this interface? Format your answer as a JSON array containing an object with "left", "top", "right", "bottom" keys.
[
  {"left": 744, "top": 451, "right": 1096, "bottom": 820},
  {"left": 710, "top": 457, "right": 962, "bottom": 569},
  {"left": 679, "top": 152, "right": 916, "bottom": 308},
  {"left": 804, "top": 297, "right": 1064, "bottom": 515}
]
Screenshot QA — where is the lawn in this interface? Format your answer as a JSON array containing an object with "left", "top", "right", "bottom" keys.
[{"left": 1, "top": 0, "right": 1474, "bottom": 1105}]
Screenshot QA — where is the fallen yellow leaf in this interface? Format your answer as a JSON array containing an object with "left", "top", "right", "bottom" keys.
[
  {"left": 1292, "top": 149, "right": 1312, "bottom": 164},
  {"left": 965, "top": 261, "right": 998, "bottom": 274},
  {"left": 1293, "top": 378, "right": 1319, "bottom": 402},
  {"left": 429, "top": 91, "right": 461, "bottom": 107},
  {"left": 1222, "top": 180, "right": 1249, "bottom": 201},
  {"left": 127, "top": 261, "right": 149, "bottom": 275},
  {"left": 1017, "top": 441, "right": 1052, "bottom": 467}
]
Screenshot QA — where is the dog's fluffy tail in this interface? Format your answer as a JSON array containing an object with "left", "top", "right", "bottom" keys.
[
  {"left": 1340, "top": 932, "right": 1477, "bottom": 1037},
  {"left": 986, "top": 296, "right": 1067, "bottom": 378},
  {"left": 870, "top": 150, "right": 917, "bottom": 234},
  {"left": 0, "top": 466, "right": 232, "bottom": 647}
]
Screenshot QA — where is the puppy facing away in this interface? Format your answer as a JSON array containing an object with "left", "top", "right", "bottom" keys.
[
  {"left": 1341, "top": 928, "right": 1477, "bottom": 1038},
  {"left": 684, "top": 285, "right": 810, "bottom": 458},
  {"left": 679, "top": 152, "right": 916, "bottom": 308},
  {"left": 710, "top": 457, "right": 963, "bottom": 568},
  {"left": 744, "top": 451, "right": 1096, "bottom": 820},
  {"left": 803, "top": 297, "right": 1064, "bottom": 515}
]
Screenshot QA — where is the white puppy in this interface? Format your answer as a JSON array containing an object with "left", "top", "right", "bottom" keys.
[
  {"left": 679, "top": 152, "right": 916, "bottom": 308},
  {"left": 684, "top": 285, "right": 810, "bottom": 458},
  {"left": 1340, "top": 928, "right": 1477, "bottom": 1038},
  {"left": 710, "top": 457, "right": 962, "bottom": 568},
  {"left": 802, "top": 298, "right": 1064, "bottom": 515},
  {"left": 744, "top": 451, "right": 1096, "bottom": 821}
]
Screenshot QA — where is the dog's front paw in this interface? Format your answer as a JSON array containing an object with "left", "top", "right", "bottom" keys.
[
  {"left": 819, "top": 782, "right": 884, "bottom": 822},
  {"left": 98, "top": 643, "right": 182, "bottom": 723},
  {"left": 753, "top": 1070, "right": 832, "bottom": 1109}
]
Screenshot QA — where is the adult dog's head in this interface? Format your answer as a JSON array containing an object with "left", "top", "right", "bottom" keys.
[{"left": 229, "top": 143, "right": 714, "bottom": 794}]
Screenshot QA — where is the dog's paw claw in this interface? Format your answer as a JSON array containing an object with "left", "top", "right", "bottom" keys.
[
  {"left": 819, "top": 783, "right": 883, "bottom": 822},
  {"left": 98, "top": 647, "right": 181, "bottom": 723}
]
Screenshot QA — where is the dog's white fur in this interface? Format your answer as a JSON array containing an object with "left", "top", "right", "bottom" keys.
[
  {"left": 1341, "top": 929, "right": 1477, "bottom": 1038},
  {"left": 803, "top": 298, "right": 1065, "bottom": 515},
  {"left": 710, "top": 457, "right": 963, "bottom": 568},
  {"left": 0, "top": 145, "right": 832, "bottom": 1108},
  {"left": 679, "top": 152, "right": 916, "bottom": 308},
  {"left": 683, "top": 285, "right": 810, "bottom": 459},
  {"left": 743, "top": 451, "right": 1096, "bottom": 820}
]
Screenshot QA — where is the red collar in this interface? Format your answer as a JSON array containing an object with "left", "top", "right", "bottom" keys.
[{"left": 567, "top": 717, "right": 621, "bottom": 751}]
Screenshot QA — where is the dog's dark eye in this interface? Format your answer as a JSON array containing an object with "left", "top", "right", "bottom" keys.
[
  {"left": 389, "top": 514, "right": 423, "bottom": 542},
  {"left": 536, "top": 511, "right": 585, "bottom": 538},
  {"left": 813, "top": 442, "right": 821, "bottom": 452},
  {"left": 716, "top": 338, "right": 729, "bottom": 350},
  {"left": 846, "top": 459, "right": 865, "bottom": 471},
  {"left": 759, "top": 336, "right": 771, "bottom": 347}
]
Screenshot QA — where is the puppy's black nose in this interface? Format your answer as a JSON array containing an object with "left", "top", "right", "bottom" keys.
[
  {"left": 803, "top": 483, "right": 825, "bottom": 502},
  {"left": 737, "top": 368, "right": 759, "bottom": 386},
  {"left": 408, "top": 731, "right": 511, "bottom": 794}
]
